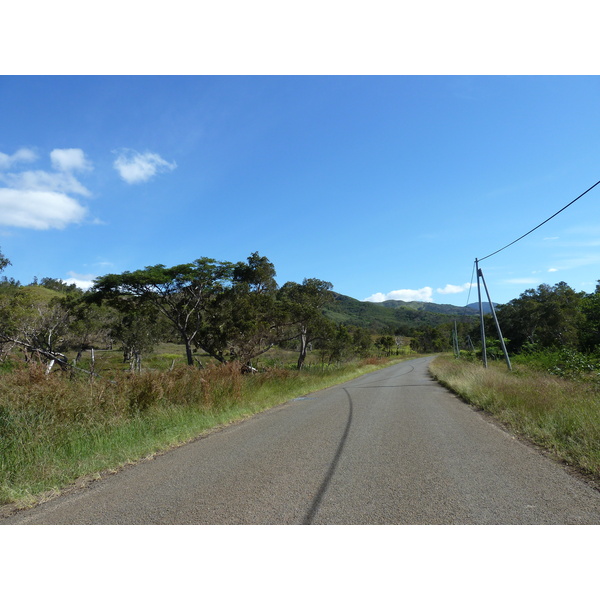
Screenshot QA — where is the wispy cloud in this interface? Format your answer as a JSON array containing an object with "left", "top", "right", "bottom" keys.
[
  {"left": 0, "top": 148, "right": 37, "bottom": 170},
  {"left": 50, "top": 148, "right": 92, "bottom": 172},
  {"left": 1, "top": 169, "right": 91, "bottom": 197},
  {"left": 0, "top": 148, "right": 90, "bottom": 230},
  {"left": 113, "top": 149, "right": 177, "bottom": 184},
  {"left": 549, "top": 254, "right": 600, "bottom": 270},
  {"left": 94, "top": 261, "right": 114, "bottom": 269},
  {"left": 364, "top": 287, "right": 433, "bottom": 303}
]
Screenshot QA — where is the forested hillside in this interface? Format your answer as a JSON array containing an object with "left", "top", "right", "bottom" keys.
[{"left": 325, "top": 293, "right": 478, "bottom": 334}]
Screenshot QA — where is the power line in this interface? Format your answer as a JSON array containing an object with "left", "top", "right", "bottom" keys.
[{"left": 478, "top": 178, "right": 600, "bottom": 262}]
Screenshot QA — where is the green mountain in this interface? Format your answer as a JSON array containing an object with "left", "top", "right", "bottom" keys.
[
  {"left": 466, "top": 301, "right": 498, "bottom": 313},
  {"left": 324, "top": 293, "right": 479, "bottom": 334}
]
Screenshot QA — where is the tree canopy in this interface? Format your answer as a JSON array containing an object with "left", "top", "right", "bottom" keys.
[{"left": 91, "top": 257, "right": 234, "bottom": 365}]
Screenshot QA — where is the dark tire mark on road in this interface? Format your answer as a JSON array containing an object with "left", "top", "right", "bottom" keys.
[
  {"left": 303, "top": 388, "right": 354, "bottom": 524},
  {"left": 303, "top": 360, "right": 423, "bottom": 524}
]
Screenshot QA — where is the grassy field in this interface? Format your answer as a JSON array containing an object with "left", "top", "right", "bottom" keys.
[
  {"left": 0, "top": 352, "right": 416, "bottom": 508},
  {"left": 429, "top": 354, "right": 600, "bottom": 485},
  {"left": 62, "top": 342, "right": 374, "bottom": 375}
]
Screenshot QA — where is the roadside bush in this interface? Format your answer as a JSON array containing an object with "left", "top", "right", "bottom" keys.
[{"left": 514, "top": 348, "right": 600, "bottom": 381}]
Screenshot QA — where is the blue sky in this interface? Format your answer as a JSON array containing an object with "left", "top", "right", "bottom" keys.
[{"left": 2, "top": 75, "right": 600, "bottom": 306}]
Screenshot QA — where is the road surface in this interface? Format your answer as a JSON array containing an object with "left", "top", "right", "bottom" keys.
[{"left": 3, "top": 356, "right": 600, "bottom": 524}]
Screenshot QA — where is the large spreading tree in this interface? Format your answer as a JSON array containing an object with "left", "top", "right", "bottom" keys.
[
  {"left": 194, "top": 253, "right": 285, "bottom": 365},
  {"left": 92, "top": 258, "right": 234, "bottom": 366}
]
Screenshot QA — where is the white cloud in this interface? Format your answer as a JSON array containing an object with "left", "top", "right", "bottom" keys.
[
  {"left": 1, "top": 170, "right": 91, "bottom": 196},
  {"left": 0, "top": 189, "right": 87, "bottom": 230},
  {"left": 364, "top": 287, "right": 433, "bottom": 303},
  {"left": 50, "top": 148, "right": 92, "bottom": 172},
  {"left": 0, "top": 148, "right": 90, "bottom": 230},
  {"left": 436, "top": 283, "right": 475, "bottom": 294},
  {"left": 62, "top": 271, "right": 96, "bottom": 290},
  {"left": 0, "top": 148, "right": 37, "bottom": 170},
  {"left": 548, "top": 267, "right": 558, "bottom": 273},
  {"left": 113, "top": 149, "right": 177, "bottom": 184}
]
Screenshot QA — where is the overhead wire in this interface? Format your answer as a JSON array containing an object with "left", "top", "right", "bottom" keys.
[{"left": 477, "top": 178, "right": 600, "bottom": 262}]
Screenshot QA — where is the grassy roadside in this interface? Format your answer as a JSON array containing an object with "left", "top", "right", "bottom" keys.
[
  {"left": 429, "top": 354, "right": 600, "bottom": 484},
  {"left": 0, "top": 355, "right": 415, "bottom": 509}
]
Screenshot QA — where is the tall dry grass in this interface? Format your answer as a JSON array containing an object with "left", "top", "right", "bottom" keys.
[
  {"left": 429, "top": 355, "right": 600, "bottom": 480},
  {"left": 0, "top": 356, "right": 410, "bottom": 506}
]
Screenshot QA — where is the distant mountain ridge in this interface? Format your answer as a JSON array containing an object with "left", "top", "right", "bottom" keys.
[
  {"left": 323, "top": 293, "right": 494, "bottom": 334},
  {"left": 374, "top": 299, "right": 497, "bottom": 314},
  {"left": 467, "top": 301, "right": 498, "bottom": 314},
  {"left": 377, "top": 299, "right": 477, "bottom": 315}
]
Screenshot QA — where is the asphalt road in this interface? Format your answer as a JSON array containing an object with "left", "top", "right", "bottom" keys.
[{"left": 3, "top": 356, "right": 600, "bottom": 524}]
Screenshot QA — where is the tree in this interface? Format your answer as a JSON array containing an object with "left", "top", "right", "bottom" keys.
[
  {"left": 109, "top": 298, "right": 165, "bottom": 371},
  {"left": 197, "top": 253, "right": 284, "bottom": 365},
  {"left": 279, "top": 278, "right": 334, "bottom": 369},
  {"left": 0, "top": 288, "right": 73, "bottom": 366},
  {"left": 92, "top": 258, "right": 234, "bottom": 366},
  {"left": 318, "top": 323, "right": 354, "bottom": 365},
  {"left": 0, "top": 275, "right": 26, "bottom": 362},
  {"left": 376, "top": 335, "right": 396, "bottom": 356},
  {"left": 64, "top": 293, "right": 118, "bottom": 358},
  {"left": 410, "top": 326, "right": 449, "bottom": 353},
  {"left": 22, "top": 295, "right": 72, "bottom": 357},
  {"left": 39, "top": 277, "right": 79, "bottom": 294},
  {"left": 578, "top": 281, "right": 600, "bottom": 352},
  {"left": 0, "top": 259, "right": 75, "bottom": 365},
  {"left": 0, "top": 248, "right": 10, "bottom": 274},
  {"left": 352, "top": 327, "right": 373, "bottom": 358},
  {"left": 496, "top": 282, "right": 584, "bottom": 352}
]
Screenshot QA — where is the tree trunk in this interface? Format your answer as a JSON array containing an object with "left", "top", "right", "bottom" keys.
[
  {"left": 185, "top": 340, "right": 194, "bottom": 366},
  {"left": 297, "top": 326, "right": 308, "bottom": 370}
]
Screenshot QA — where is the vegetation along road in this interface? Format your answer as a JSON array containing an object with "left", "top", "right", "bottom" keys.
[{"left": 3, "top": 356, "right": 600, "bottom": 525}]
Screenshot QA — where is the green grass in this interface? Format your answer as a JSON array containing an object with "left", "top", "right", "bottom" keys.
[
  {"left": 429, "top": 354, "right": 600, "bottom": 482},
  {"left": 0, "top": 355, "right": 416, "bottom": 508}
]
